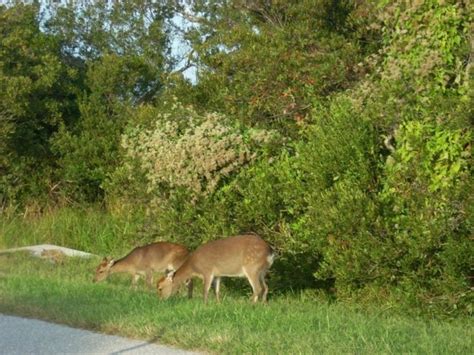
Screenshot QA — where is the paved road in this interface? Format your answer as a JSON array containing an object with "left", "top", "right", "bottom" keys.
[{"left": 0, "top": 314, "right": 197, "bottom": 354}]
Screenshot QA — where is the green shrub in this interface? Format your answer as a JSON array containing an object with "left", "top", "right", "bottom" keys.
[{"left": 312, "top": 0, "right": 473, "bottom": 314}]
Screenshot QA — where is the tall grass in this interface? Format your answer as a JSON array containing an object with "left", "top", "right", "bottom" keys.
[
  {"left": 0, "top": 206, "right": 145, "bottom": 255},
  {"left": 1, "top": 253, "right": 472, "bottom": 354}
]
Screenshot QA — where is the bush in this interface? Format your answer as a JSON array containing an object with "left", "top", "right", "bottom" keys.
[
  {"left": 308, "top": 0, "right": 473, "bottom": 314},
  {"left": 105, "top": 101, "right": 279, "bottom": 244},
  {"left": 116, "top": 101, "right": 277, "bottom": 203}
]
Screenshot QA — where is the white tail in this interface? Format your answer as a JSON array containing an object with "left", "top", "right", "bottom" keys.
[
  {"left": 94, "top": 242, "right": 189, "bottom": 289},
  {"left": 157, "top": 234, "right": 274, "bottom": 303}
]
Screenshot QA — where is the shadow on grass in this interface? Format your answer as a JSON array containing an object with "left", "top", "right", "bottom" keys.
[{"left": 220, "top": 250, "right": 334, "bottom": 302}]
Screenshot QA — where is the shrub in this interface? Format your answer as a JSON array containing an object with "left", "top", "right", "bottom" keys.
[
  {"left": 309, "top": 0, "right": 473, "bottom": 314},
  {"left": 119, "top": 101, "right": 277, "bottom": 203}
]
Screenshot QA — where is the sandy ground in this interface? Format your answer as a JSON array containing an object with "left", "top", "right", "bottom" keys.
[{"left": 0, "top": 244, "right": 96, "bottom": 258}]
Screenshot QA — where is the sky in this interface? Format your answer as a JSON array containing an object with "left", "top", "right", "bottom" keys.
[{"left": 170, "top": 12, "right": 197, "bottom": 83}]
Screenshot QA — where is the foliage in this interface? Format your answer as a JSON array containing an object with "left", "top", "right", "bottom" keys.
[
  {"left": 117, "top": 101, "right": 277, "bottom": 202},
  {"left": 1, "top": 0, "right": 472, "bottom": 316},
  {"left": 45, "top": 0, "right": 173, "bottom": 70},
  {"left": 176, "top": 0, "right": 376, "bottom": 134},
  {"left": 46, "top": 1, "right": 174, "bottom": 202},
  {"left": 309, "top": 0, "right": 473, "bottom": 314},
  {"left": 0, "top": 3, "right": 79, "bottom": 205},
  {"left": 50, "top": 57, "right": 132, "bottom": 202}
]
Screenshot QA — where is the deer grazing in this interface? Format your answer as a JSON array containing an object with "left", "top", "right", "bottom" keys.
[
  {"left": 157, "top": 234, "right": 274, "bottom": 303},
  {"left": 94, "top": 242, "right": 190, "bottom": 291}
]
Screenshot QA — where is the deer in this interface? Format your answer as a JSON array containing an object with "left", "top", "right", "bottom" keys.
[
  {"left": 94, "top": 241, "right": 191, "bottom": 294},
  {"left": 157, "top": 234, "right": 274, "bottom": 303}
]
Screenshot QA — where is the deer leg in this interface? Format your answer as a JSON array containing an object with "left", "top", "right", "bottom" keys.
[
  {"left": 214, "top": 277, "right": 222, "bottom": 302},
  {"left": 131, "top": 274, "right": 140, "bottom": 290},
  {"left": 259, "top": 271, "right": 269, "bottom": 303},
  {"left": 203, "top": 275, "right": 214, "bottom": 304},
  {"left": 145, "top": 271, "right": 154, "bottom": 289},
  {"left": 186, "top": 279, "right": 194, "bottom": 299},
  {"left": 244, "top": 269, "right": 262, "bottom": 303}
]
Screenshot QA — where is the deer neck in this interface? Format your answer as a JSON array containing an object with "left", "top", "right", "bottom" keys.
[
  {"left": 109, "top": 258, "right": 130, "bottom": 274},
  {"left": 173, "top": 261, "right": 194, "bottom": 289}
]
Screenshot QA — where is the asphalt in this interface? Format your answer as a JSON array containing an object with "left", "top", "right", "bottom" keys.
[{"left": 0, "top": 314, "right": 197, "bottom": 354}]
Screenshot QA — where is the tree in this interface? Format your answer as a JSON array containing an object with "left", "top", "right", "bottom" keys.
[
  {"left": 173, "top": 0, "right": 377, "bottom": 134},
  {"left": 0, "top": 3, "right": 79, "bottom": 204},
  {"left": 45, "top": 0, "right": 175, "bottom": 201}
]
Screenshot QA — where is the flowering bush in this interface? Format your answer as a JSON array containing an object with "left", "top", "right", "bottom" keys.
[{"left": 121, "top": 102, "right": 276, "bottom": 202}]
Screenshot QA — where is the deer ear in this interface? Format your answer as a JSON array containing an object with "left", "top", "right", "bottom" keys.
[
  {"left": 107, "top": 259, "right": 115, "bottom": 267},
  {"left": 166, "top": 270, "right": 175, "bottom": 280},
  {"left": 100, "top": 257, "right": 109, "bottom": 266}
]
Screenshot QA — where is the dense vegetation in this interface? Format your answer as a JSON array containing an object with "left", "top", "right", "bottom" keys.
[{"left": 1, "top": 1, "right": 472, "bottom": 316}]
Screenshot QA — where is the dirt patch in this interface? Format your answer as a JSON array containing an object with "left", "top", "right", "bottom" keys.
[{"left": 0, "top": 244, "right": 96, "bottom": 261}]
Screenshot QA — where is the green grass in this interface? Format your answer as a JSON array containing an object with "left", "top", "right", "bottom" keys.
[
  {"left": 0, "top": 206, "right": 144, "bottom": 255},
  {"left": 1, "top": 252, "right": 472, "bottom": 354},
  {"left": 1, "top": 210, "right": 473, "bottom": 353}
]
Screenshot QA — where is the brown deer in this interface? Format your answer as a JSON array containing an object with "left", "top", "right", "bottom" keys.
[
  {"left": 94, "top": 242, "right": 190, "bottom": 292},
  {"left": 157, "top": 234, "right": 274, "bottom": 303}
]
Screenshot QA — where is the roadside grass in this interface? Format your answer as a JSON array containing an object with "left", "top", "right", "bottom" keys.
[
  {"left": 1, "top": 252, "right": 472, "bottom": 354},
  {"left": 0, "top": 206, "right": 145, "bottom": 256}
]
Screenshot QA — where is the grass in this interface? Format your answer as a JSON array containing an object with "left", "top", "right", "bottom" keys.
[
  {"left": 0, "top": 206, "right": 145, "bottom": 255},
  {"left": 1, "top": 252, "right": 473, "bottom": 354},
  {"left": 1, "top": 209, "right": 473, "bottom": 353}
]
